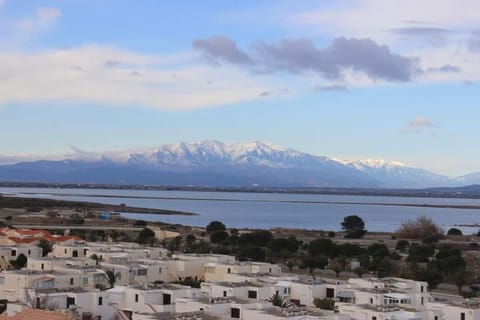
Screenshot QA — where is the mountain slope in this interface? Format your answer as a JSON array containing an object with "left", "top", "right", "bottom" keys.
[
  {"left": 340, "top": 159, "right": 452, "bottom": 188},
  {"left": 0, "top": 140, "right": 454, "bottom": 188}
]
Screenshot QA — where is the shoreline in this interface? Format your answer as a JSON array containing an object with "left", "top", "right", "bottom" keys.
[{"left": 0, "top": 195, "right": 197, "bottom": 216}]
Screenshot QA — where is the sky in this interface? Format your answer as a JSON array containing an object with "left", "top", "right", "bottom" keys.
[{"left": 0, "top": 0, "right": 479, "bottom": 176}]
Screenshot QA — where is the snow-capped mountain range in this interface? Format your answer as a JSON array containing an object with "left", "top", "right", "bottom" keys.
[{"left": 0, "top": 140, "right": 475, "bottom": 188}]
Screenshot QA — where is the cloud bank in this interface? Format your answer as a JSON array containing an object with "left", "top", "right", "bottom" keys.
[{"left": 193, "top": 36, "right": 419, "bottom": 82}]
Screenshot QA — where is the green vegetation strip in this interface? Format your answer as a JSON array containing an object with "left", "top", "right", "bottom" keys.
[{"left": 0, "top": 196, "right": 196, "bottom": 215}]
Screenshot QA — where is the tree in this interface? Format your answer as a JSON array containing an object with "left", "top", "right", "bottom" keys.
[
  {"left": 238, "top": 247, "right": 266, "bottom": 262},
  {"left": 210, "top": 231, "right": 229, "bottom": 244},
  {"left": 206, "top": 221, "right": 226, "bottom": 234},
  {"left": 308, "top": 238, "right": 338, "bottom": 258},
  {"left": 25, "top": 289, "right": 57, "bottom": 310},
  {"left": 269, "top": 237, "right": 299, "bottom": 254},
  {"left": 301, "top": 255, "right": 328, "bottom": 278},
  {"left": 407, "top": 244, "right": 435, "bottom": 263},
  {"left": 11, "top": 253, "right": 27, "bottom": 269},
  {"left": 341, "top": 215, "right": 366, "bottom": 238},
  {"left": 104, "top": 269, "right": 121, "bottom": 288},
  {"left": 354, "top": 266, "right": 366, "bottom": 278},
  {"left": 137, "top": 228, "right": 156, "bottom": 244},
  {"left": 329, "top": 257, "right": 346, "bottom": 277},
  {"left": 415, "top": 264, "right": 443, "bottom": 289},
  {"left": 251, "top": 230, "right": 273, "bottom": 247},
  {"left": 268, "top": 292, "right": 291, "bottom": 308},
  {"left": 453, "top": 271, "right": 471, "bottom": 294},
  {"left": 37, "top": 239, "right": 52, "bottom": 257},
  {"left": 338, "top": 243, "right": 364, "bottom": 257}
]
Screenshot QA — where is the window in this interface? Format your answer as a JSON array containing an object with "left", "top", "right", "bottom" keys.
[
  {"left": 28, "top": 250, "right": 31, "bottom": 255},
  {"left": 461, "top": 312, "right": 465, "bottom": 320},
  {"left": 372, "top": 317, "right": 377, "bottom": 320},
  {"left": 83, "top": 277, "right": 88, "bottom": 285},
  {"left": 421, "top": 286, "right": 424, "bottom": 292},
  {"left": 11, "top": 250, "right": 16, "bottom": 257},
  {"left": 223, "top": 291, "right": 227, "bottom": 297},
  {"left": 93, "top": 274, "right": 104, "bottom": 282},
  {"left": 231, "top": 308, "right": 240, "bottom": 319},
  {"left": 135, "top": 294, "right": 139, "bottom": 303},
  {"left": 70, "top": 278, "right": 74, "bottom": 285},
  {"left": 41, "top": 264, "right": 44, "bottom": 270},
  {"left": 421, "top": 297, "right": 424, "bottom": 305},
  {"left": 159, "top": 267, "right": 162, "bottom": 274},
  {"left": 64, "top": 249, "right": 67, "bottom": 254},
  {"left": 98, "top": 297, "right": 103, "bottom": 306},
  {"left": 137, "top": 269, "right": 147, "bottom": 276},
  {"left": 269, "top": 268, "right": 272, "bottom": 273},
  {"left": 434, "top": 316, "right": 438, "bottom": 320},
  {"left": 163, "top": 293, "right": 171, "bottom": 305},
  {"left": 0, "top": 277, "right": 4, "bottom": 285},
  {"left": 84, "top": 249, "right": 88, "bottom": 255},
  {"left": 37, "top": 279, "right": 54, "bottom": 289},
  {"left": 248, "top": 290, "right": 257, "bottom": 299},
  {"left": 370, "top": 298, "right": 374, "bottom": 304},
  {"left": 227, "top": 268, "right": 231, "bottom": 274},
  {"left": 326, "top": 288, "right": 335, "bottom": 298},
  {"left": 66, "top": 297, "right": 75, "bottom": 308}
]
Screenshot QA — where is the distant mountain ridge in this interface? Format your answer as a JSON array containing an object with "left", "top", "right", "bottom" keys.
[{"left": 0, "top": 140, "right": 474, "bottom": 188}]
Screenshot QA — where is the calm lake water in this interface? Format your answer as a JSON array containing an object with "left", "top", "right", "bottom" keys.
[{"left": 1, "top": 187, "right": 480, "bottom": 233}]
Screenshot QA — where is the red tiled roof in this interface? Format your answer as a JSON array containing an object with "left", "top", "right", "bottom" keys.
[
  {"left": 7, "top": 237, "right": 41, "bottom": 244},
  {"left": 16, "top": 229, "right": 50, "bottom": 237},
  {"left": 43, "top": 235, "right": 82, "bottom": 243}
]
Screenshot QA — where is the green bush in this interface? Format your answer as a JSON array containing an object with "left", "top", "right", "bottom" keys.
[{"left": 313, "top": 298, "right": 336, "bottom": 310}]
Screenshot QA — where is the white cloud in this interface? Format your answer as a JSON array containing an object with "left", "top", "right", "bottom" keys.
[
  {"left": 0, "top": 46, "right": 276, "bottom": 110},
  {"left": 17, "top": 7, "right": 61, "bottom": 35},
  {"left": 403, "top": 117, "right": 437, "bottom": 133},
  {"left": 291, "top": 0, "right": 480, "bottom": 42}
]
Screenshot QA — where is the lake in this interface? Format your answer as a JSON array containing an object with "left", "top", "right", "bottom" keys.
[{"left": 1, "top": 187, "right": 480, "bottom": 233}]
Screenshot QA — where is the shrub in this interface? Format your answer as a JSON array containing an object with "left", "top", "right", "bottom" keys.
[
  {"left": 313, "top": 298, "right": 336, "bottom": 310},
  {"left": 447, "top": 228, "right": 463, "bottom": 236},
  {"left": 133, "top": 220, "right": 147, "bottom": 227},
  {"left": 137, "top": 228, "right": 156, "bottom": 244},
  {"left": 422, "top": 235, "right": 440, "bottom": 244},
  {"left": 368, "top": 243, "right": 389, "bottom": 257},
  {"left": 395, "top": 216, "right": 444, "bottom": 239},
  {"left": 407, "top": 244, "right": 435, "bottom": 263},
  {"left": 395, "top": 240, "right": 410, "bottom": 251},
  {"left": 327, "top": 231, "right": 335, "bottom": 238}
]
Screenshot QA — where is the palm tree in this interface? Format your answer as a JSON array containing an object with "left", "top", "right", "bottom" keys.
[
  {"left": 104, "top": 269, "right": 121, "bottom": 288},
  {"left": 268, "top": 292, "right": 292, "bottom": 308}
]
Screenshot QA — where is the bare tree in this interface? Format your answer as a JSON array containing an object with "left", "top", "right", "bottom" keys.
[{"left": 24, "top": 288, "right": 58, "bottom": 311}]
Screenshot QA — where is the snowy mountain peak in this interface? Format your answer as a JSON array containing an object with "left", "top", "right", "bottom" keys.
[
  {"left": 339, "top": 158, "right": 408, "bottom": 169},
  {"left": 0, "top": 140, "right": 459, "bottom": 188}
]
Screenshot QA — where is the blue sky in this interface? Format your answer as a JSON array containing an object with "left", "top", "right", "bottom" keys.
[{"left": 0, "top": 0, "right": 479, "bottom": 176}]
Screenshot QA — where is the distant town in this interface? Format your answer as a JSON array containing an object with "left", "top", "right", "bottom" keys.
[{"left": 0, "top": 195, "right": 478, "bottom": 319}]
